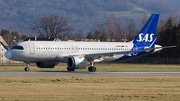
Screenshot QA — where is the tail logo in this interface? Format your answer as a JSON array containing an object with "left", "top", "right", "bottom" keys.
[{"left": 136, "top": 33, "right": 154, "bottom": 42}]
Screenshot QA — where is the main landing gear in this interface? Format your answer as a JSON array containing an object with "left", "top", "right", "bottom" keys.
[
  {"left": 88, "top": 66, "right": 96, "bottom": 72},
  {"left": 66, "top": 62, "right": 96, "bottom": 72},
  {"left": 24, "top": 62, "right": 30, "bottom": 72},
  {"left": 88, "top": 62, "right": 96, "bottom": 72}
]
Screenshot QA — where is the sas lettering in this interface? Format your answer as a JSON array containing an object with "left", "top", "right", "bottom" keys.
[{"left": 136, "top": 33, "right": 154, "bottom": 42}]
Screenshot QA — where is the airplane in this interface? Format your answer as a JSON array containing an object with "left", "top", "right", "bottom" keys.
[{"left": 4, "top": 14, "right": 176, "bottom": 72}]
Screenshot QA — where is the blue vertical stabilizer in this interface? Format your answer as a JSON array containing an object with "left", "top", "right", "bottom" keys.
[{"left": 133, "top": 14, "right": 159, "bottom": 47}]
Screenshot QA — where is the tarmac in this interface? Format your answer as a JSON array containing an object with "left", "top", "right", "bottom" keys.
[{"left": 1, "top": 71, "right": 180, "bottom": 76}]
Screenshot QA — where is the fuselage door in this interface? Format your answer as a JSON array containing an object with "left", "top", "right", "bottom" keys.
[{"left": 28, "top": 43, "right": 35, "bottom": 54}]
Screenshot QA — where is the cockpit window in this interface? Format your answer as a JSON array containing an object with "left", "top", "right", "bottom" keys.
[{"left": 11, "top": 46, "right": 24, "bottom": 50}]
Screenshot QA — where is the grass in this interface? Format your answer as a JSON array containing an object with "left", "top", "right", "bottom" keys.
[
  {"left": 0, "top": 63, "right": 180, "bottom": 71},
  {"left": 0, "top": 63, "right": 180, "bottom": 100},
  {"left": 0, "top": 76, "right": 180, "bottom": 101}
]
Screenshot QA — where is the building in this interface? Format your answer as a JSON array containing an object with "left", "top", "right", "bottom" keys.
[{"left": 0, "top": 36, "right": 9, "bottom": 63}]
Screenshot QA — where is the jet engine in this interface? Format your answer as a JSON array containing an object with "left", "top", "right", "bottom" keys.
[
  {"left": 36, "top": 62, "right": 58, "bottom": 68},
  {"left": 67, "top": 56, "right": 89, "bottom": 69}
]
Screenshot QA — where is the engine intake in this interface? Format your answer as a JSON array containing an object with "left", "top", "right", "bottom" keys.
[{"left": 67, "top": 56, "right": 89, "bottom": 69}]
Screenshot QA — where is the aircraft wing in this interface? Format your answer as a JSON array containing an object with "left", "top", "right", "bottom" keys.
[
  {"left": 84, "top": 45, "right": 176, "bottom": 60},
  {"left": 57, "top": 45, "right": 176, "bottom": 62}
]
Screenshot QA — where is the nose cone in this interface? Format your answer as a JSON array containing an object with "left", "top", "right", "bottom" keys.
[{"left": 4, "top": 50, "right": 12, "bottom": 59}]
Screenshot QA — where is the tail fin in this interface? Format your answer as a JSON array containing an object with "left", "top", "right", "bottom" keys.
[{"left": 133, "top": 14, "right": 159, "bottom": 46}]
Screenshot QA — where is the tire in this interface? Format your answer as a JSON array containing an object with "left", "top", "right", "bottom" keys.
[
  {"left": 88, "top": 66, "right": 96, "bottom": 72},
  {"left": 91, "top": 66, "right": 96, "bottom": 72},
  {"left": 88, "top": 66, "right": 92, "bottom": 72},
  {"left": 24, "top": 67, "right": 29, "bottom": 72}
]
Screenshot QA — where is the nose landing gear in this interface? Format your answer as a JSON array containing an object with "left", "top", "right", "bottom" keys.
[{"left": 24, "top": 62, "right": 30, "bottom": 72}]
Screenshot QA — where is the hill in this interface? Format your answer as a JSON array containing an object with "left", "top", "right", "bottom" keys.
[{"left": 0, "top": 0, "right": 179, "bottom": 35}]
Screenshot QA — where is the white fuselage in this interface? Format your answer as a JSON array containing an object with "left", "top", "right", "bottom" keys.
[
  {"left": 5, "top": 41, "right": 162, "bottom": 63},
  {"left": 7, "top": 41, "right": 136, "bottom": 62}
]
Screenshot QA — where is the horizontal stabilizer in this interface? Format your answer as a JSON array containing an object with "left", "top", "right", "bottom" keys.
[{"left": 144, "top": 45, "right": 176, "bottom": 51}]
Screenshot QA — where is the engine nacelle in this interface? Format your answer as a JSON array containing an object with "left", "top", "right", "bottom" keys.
[
  {"left": 67, "top": 56, "right": 89, "bottom": 69},
  {"left": 36, "top": 62, "right": 58, "bottom": 68}
]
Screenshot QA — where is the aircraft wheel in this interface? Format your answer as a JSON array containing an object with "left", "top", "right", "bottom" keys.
[
  {"left": 88, "top": 66, "right": 96, "bottom": 72},
  {"left": 24, "top": 67, "right": 30, "bottom": 72},
  {"left": 88, "top": 66, "right": 92, "bottom": 72},
  {"left": 67, "top": 67, "right": 75, "bottom": 72}
]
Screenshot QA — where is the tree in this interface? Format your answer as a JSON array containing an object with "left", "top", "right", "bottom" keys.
[
  {"left": 0, "top": 29, "right": 20, "bottom": 47},
  {"left": 72, "top": 31, "right": 84, "bottom": 41},
  {"left": 30, "top": 14, "right": 73, "bottom": 39},
  {"left": 18, "top": 31, "right": 28, "bottom": 40},
  {"left": 91, "top": 23, "right": 103, "bottom": 41},
  {"left": 106, "top": 14, "right": 116, "bottom": 41},
  {"left": 11, "top": 31, "right": 19, "bottom": 40},
  {"left": 159, "top": 18, "right": 174, "bottom": 46},
  {"left": 1, "top": 29, "right": 12, "bottom": 46},
  {"left": 158, "top": 18, "right": 177, "bottom": 57},
  {"left": 106, "top": 14, "right": 122, "bottom": 42},
  {"left": 99, "top": 25, "right": 108, "bottom": 41},
  {"left": 93, "top": 30, "right": 101, "bottom": 41},
  {"left": 86, "top": 32, "right": 94, "bottom": 39},
  {"left": 176, "top": 19, "right": 180, "bottom": 57},
  {"left": 127, "top": 18, "right": 137, "bottom": 41}
]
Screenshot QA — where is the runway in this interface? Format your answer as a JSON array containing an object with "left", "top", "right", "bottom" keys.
[{"left": 1, "top": 71, "right": 180, "bottom": 76}]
